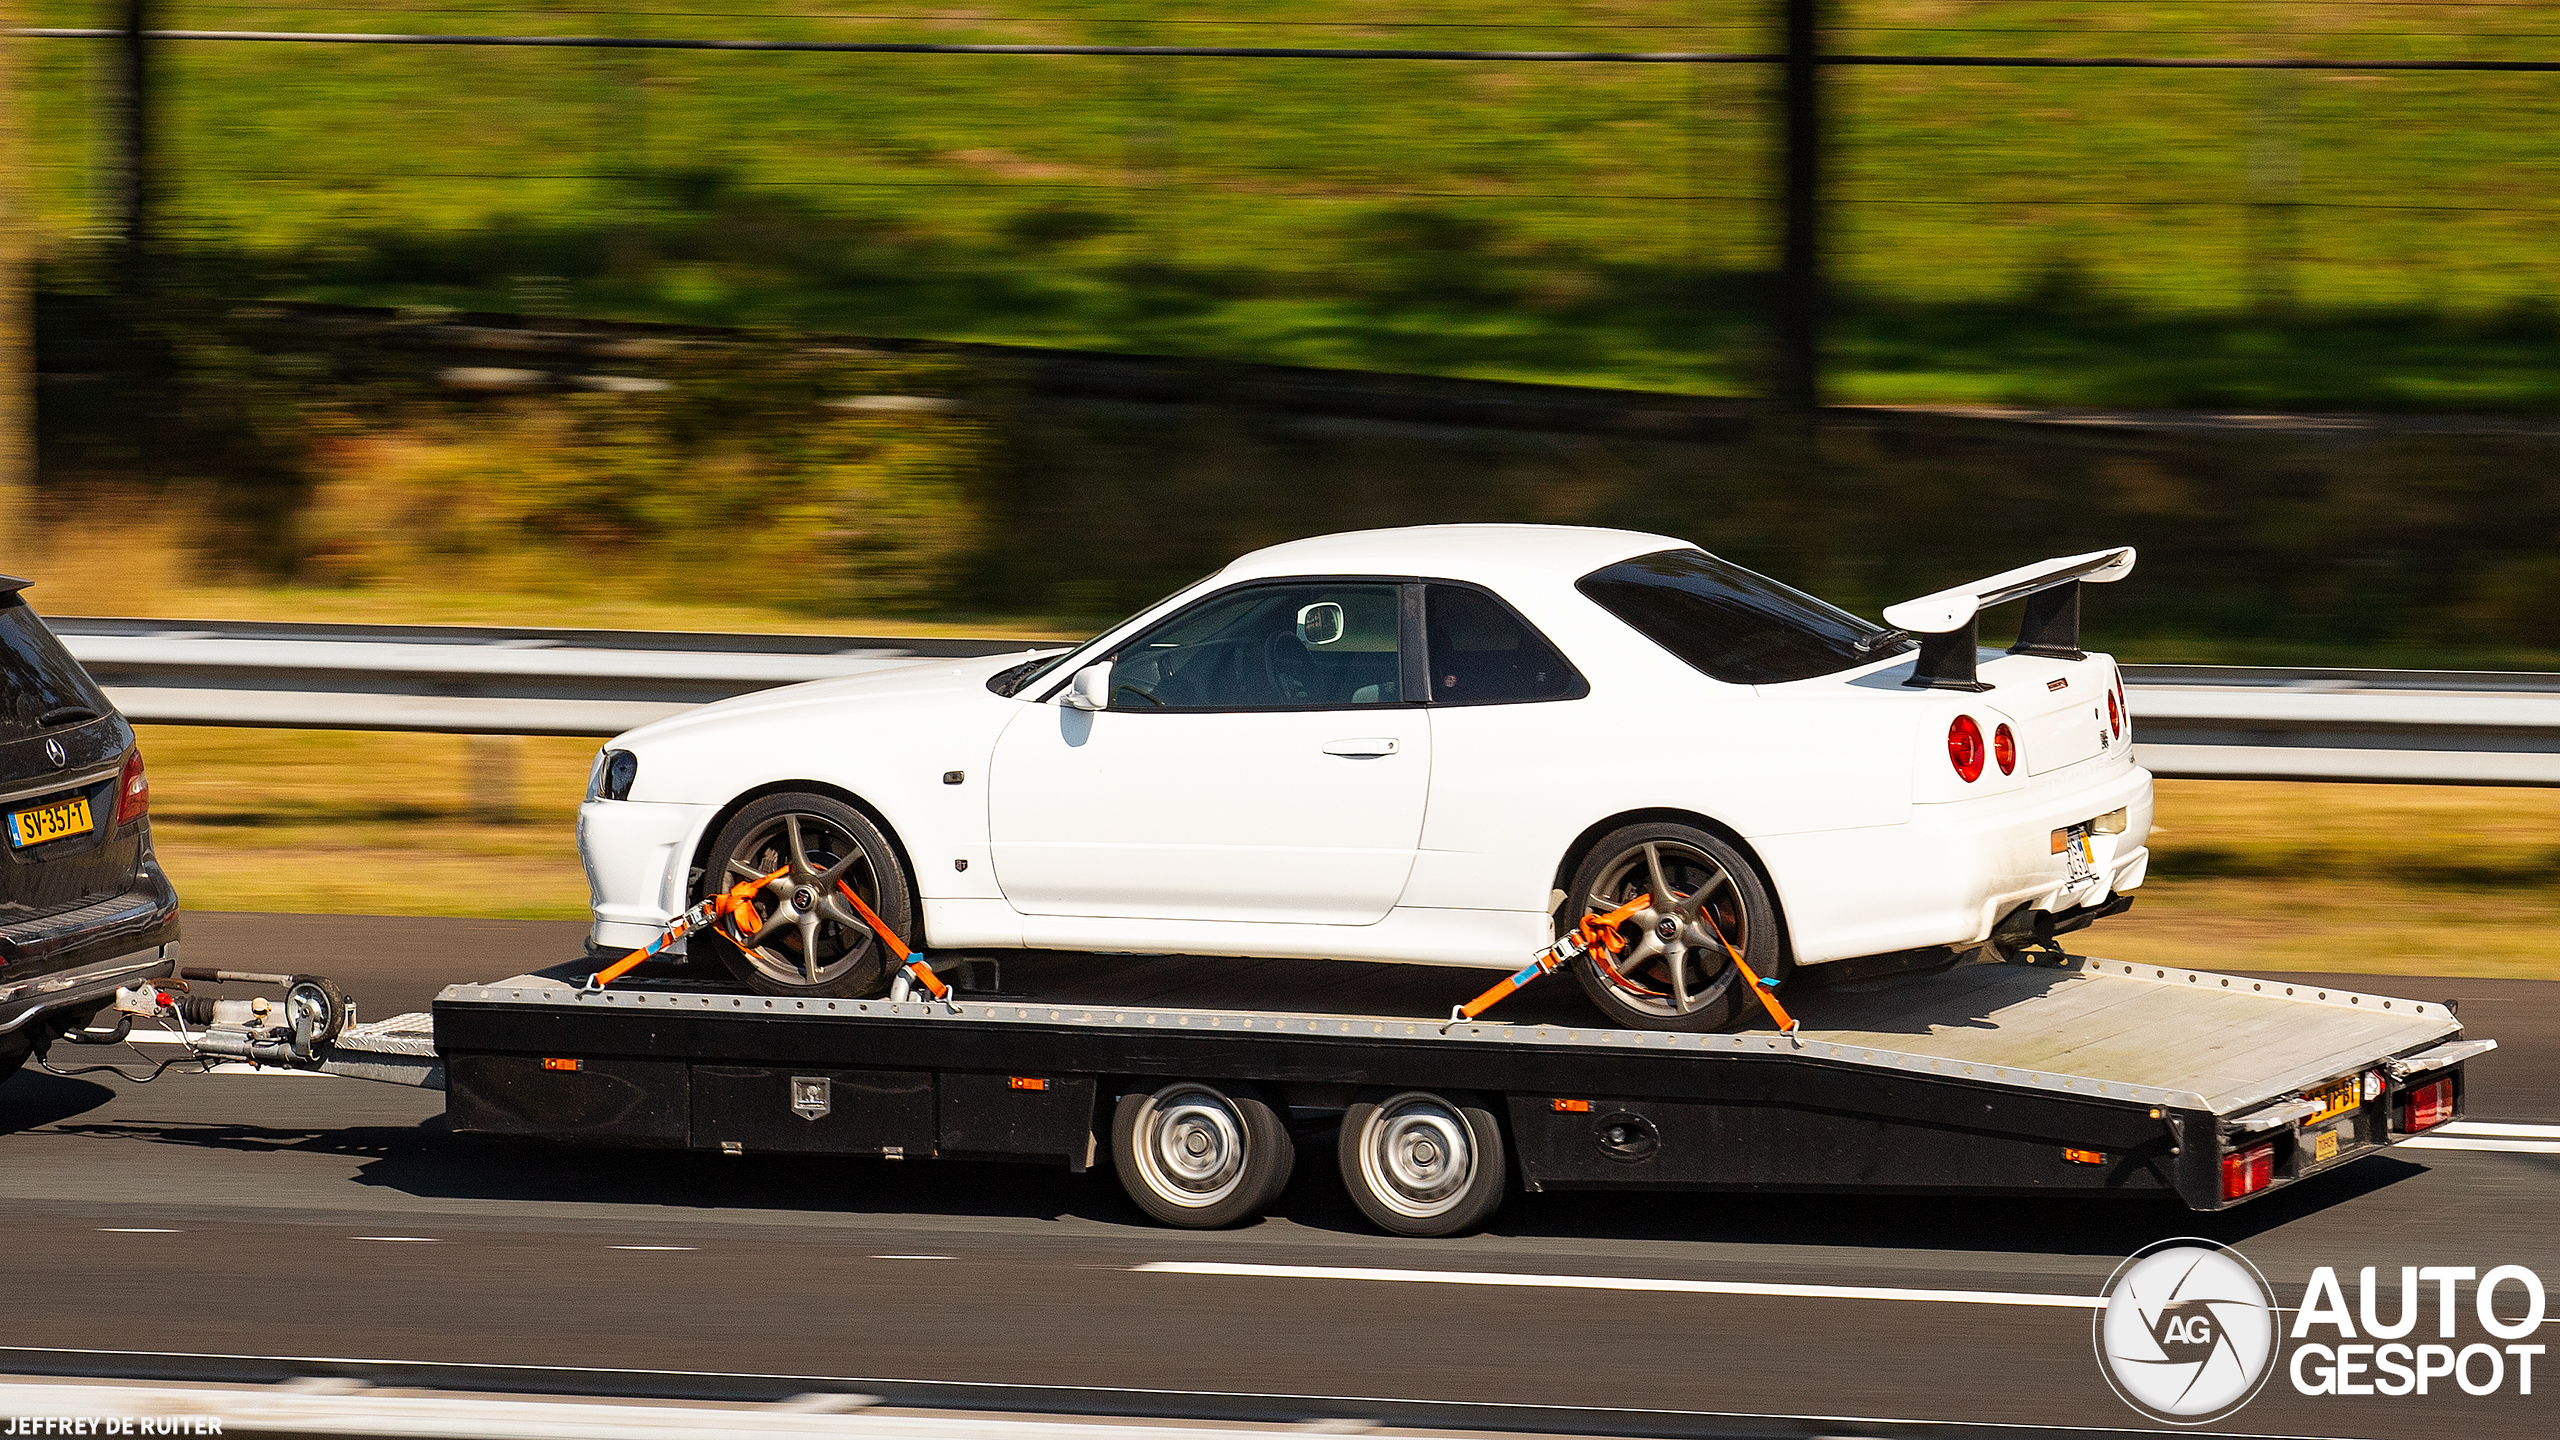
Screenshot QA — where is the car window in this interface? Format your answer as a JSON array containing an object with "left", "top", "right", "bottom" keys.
[
  {"left": 1423, "top": 584, "right": 1583, "bottom": 705},
  {"left": 1577, "top": 548, "right": 1909, "bottom": 686},
  {"left": 1109, "top": 583, "right": 1404, "bottom": 710},
  {"left": 0, "top": 596, "right": 110, "bottom": 739}
]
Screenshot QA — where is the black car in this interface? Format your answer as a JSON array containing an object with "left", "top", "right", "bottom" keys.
[{"left": 0, "top": 576, "right": 180, "bottom": 1080}]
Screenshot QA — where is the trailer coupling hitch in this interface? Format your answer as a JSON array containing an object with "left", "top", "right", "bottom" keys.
[
  {"left": 34, "top": 970, "right": 355, "bottom": 1083},
  {"left": 118, "top": 970, "right": 352, "bottom": 1066},
  {"left": 1446, "top": 892, "right": 1803, "bottom": 1046}
]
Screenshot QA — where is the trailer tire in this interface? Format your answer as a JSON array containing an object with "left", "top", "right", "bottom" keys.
[
  {"left": 1111, "top": 1081, "right": 1293, "bottom": 1228},
  {"left": 1338, "top": 1090, "right": 1507, "bottom": 1237}
]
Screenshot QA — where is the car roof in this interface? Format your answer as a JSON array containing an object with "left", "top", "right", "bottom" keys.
[{"left": 1215, "top": 524, "right": 1690, "bottom": 586}]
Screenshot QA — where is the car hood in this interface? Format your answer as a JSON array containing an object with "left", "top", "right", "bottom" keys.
[{"left": 610, "top": 648, "right": 1067, "bottom": 749}]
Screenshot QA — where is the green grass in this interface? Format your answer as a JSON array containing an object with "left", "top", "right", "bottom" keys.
[{"left": 21, "top": 2, "right": 2560, "bottom": 407}]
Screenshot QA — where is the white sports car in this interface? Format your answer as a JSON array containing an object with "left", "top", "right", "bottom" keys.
[{"left": 579, "top": 525, "right": 2153, "bottom": 1031}]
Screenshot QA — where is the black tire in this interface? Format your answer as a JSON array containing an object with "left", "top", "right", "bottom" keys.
[
  {"left": 1565, "top": 821, "right": 1783, "bottom": 1033},
  {"left": 696, "top": 791, "right": 914, "bottom": 999},
  {"left": 1337, "top": 1089, "right": 1508, "bottom": 1237},
  {"left": 1110, "top": 1080, "right": 1294, "bottom": 1228}
]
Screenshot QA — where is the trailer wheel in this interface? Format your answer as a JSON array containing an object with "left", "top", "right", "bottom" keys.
[
  {"left": 698, "top": 791, "right": 913, "bottom": 999},
  {"left": 1338, "top": 1090, "right": 1507, "bottom": 1237},
  {"left": 1111, "top": 1081, "right": 1293, "bottom": 1228},
  {"left": 1566, "top": 822, "right": 1781, "bottom": 1033}
]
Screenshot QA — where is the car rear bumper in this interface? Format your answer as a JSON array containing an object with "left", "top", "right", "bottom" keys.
[{"left": 0, "top": 867, "right": 181, "bottom": 1036}]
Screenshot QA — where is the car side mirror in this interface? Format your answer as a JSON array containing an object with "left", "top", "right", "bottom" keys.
[
  {"left": 1063, "top": 662, "right": 1113, "bottom": 711},
  {"left": 1296, "top": 601, "right": 1345, "bottom": 647}
]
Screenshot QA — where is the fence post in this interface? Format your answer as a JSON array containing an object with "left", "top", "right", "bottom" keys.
[
  {"left": 1774, "top": 0, "right": 1826, "bottom": 414},
  {"left": 117, "top": 0, "right": 153, "bottom": 286}
]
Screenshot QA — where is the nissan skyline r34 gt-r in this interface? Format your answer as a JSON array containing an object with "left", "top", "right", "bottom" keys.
[{"left": 578, "top": 525, "right": 2152, "bottom": 1031}]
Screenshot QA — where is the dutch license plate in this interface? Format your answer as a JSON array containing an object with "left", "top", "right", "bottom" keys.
[
  {"left": 2303, "top": 1075, "right": 2361, "bottom": 1126},
  {"left": 6, "top": 795, "right": 93, "bottom": 848},
  {"left": 2314, "top": 1128, "right": 2342, "bottom": 1165}
]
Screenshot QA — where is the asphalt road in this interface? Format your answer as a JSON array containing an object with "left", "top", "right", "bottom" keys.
[{"left": 1, "top": 913, "right": 2552, "bottom": 1439}]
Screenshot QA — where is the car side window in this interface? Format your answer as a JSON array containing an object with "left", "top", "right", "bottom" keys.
[
  {"left": 1423, "top": 584, "right": 1584, "bottom": 705},
  {"left": 1107, "top": 583, "right": 1405, "bottom": 711}
]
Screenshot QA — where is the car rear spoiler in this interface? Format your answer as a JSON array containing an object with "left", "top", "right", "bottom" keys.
[
  {"left": 0, "top": 575, "right": 29, "bottom": 596},
  {"left": 1881, "top": 547, "right": 2136, "bottom": 691}
]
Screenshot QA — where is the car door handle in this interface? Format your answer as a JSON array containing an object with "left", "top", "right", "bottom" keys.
[{"left": 1322, "top": 738, "right": 1400, "bottom": 758}]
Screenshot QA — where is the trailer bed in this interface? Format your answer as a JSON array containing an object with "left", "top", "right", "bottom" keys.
[{"left": 390, "top": 950, "right": 2486, "bottom": 1216}]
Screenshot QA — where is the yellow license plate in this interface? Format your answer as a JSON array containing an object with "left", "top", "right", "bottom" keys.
[
  {"left": 2315, "top": 1129, "right": 2342, "bottom": 1165},
  {"left": 2304, "top": 1076, "right": 2362, "bottom": 1126},
  {"left": 7, "top": 795, "right": 94, "bottom": 848}
]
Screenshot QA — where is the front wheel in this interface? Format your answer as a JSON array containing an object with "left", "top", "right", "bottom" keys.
[
  {"left": 696, "top": 791, "right": 913, "bottom": 999},
  {"left": 1565, "top": 822, "right": 1783, "bottom": 1033}
]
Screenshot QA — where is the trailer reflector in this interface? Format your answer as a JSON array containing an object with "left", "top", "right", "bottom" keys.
[
  {"left": 1008, "top": 1076, "right": 1048, "bottom": 1091},
  {"left": 2222, "top": 1142, "right": 2275, "bottom": 1200},
  {"left": 2405, "top": 1076, "right": 2455, "bottom": 1132},
  {"left": 1551, "top": 1098, "right": 1591, "bottom": 1113},
  {"left": 542, "top": 1057, "right": 581, "bottom": 1072},
  {"left": 2063, "top": 1148, "right": 2104, "bottom": 1165}
]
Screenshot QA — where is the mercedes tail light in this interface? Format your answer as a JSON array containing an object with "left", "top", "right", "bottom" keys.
[
  {"left": 2405, "top": 1077, "right": 2455, "bottom": 1132},
  {"left": 1993, "top": 723, "right": 2017, "bottom": 776},
  {"left": 2221, "top": 1142, "right": 2275, "bottom": 1200},
  {"left": 1948, "top": 716, "right": 1986, "bottom": 783},
  {"left": 113, "top": 748, "right": 149, "bottom": 825}
]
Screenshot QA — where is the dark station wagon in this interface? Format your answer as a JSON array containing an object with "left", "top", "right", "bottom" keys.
[{"left": 0, "top": 576, "right": 179, "bottom": 1080}]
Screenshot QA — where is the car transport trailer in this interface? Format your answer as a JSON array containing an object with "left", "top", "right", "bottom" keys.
[{"left": 114, "top": 947, "right": 2491, "bottom": 1237}]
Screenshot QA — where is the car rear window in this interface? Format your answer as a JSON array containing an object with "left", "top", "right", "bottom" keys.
[
  {"left": 1577, "top": 549, "right": 1910, "bottom": 686},
  {"left": 0, "top": 597, "right": 111, "bottom": 738}
]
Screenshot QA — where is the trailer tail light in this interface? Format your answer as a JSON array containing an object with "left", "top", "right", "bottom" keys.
[
  {"left": 2222, "top": 1142, "right": 2275, "bottom": 1200},
  {"left": 113, "top": 748, "right": 149, "bottom": 825},
  {"left": 1551, "top": 1098, "right": 1591, "bottom": 1113},
  {"left": 542, "top": 1057, "right": 582, "bottom": 1072},
  {"left": 1007, "top": 1076, "right": 1048, "bottom": 1091},
  {"left": 1948, "top": 716, "right": 1986, "bottom": 783},
  {"left": 2405, "top": 1077, "right": 2455, "bottom": 1132},
  {"left": 1992, "top": 723, "right": 2017, "bottom": 776}
]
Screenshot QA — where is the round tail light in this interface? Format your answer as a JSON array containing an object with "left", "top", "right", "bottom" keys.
[
  {"left": 1948, "top": 715, "right": 1986, "bottom": 783},
  {"left": 1993, "top": 723, "right": 2017, "bottom": 776}
]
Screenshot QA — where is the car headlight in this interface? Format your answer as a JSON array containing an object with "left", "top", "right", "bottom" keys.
[{"left": 590, "top": 749, "right": 639, "bottom": 801}]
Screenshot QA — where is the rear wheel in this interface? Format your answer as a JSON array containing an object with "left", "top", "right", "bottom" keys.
[
  {"left": 1566, "top": 822, "right": 1782, "bottom": 1033},
  {"left": 696, "top": 792, "right": 912, "bottom": 999},
  {"left": 1110, "top": 1081, "right": 1294, "bottom": 1228},
  {"left": 1337, "top": 1089, "right": 1508, "bottom": 1237}
]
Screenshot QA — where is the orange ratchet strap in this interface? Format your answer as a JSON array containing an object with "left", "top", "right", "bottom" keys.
[
  {"left": 1445, "top": 890, "right": 1803, "bottom": 1044},
  {"left": 837, "top": 880, "right": 957, "bottom": 1007},
  {"left": 586, "top": 865, "right": 786, "bottom": 991}
]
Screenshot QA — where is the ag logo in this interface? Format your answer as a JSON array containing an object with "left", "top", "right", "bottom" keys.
[{"left": 2095, "top": 1239, "right": 2279, "bottom": 1424}]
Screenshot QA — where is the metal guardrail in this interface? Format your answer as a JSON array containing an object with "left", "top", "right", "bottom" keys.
[{"left": 47, "top": 617, "right": 2560, "bottom": 785}]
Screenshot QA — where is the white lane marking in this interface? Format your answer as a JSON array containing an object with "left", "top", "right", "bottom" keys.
[
  {"left": 612, "top": 1245, "right": 698, "bottom": 1251},
  {"left": 97, "top": 1228, "right": 179, "bottom": 1233},
  {"left": 350, "top": 1236, "right": 442, "bottom": 1243},
  {"left": 872, "top": 1254, "right": 955, "bottom": 1260},
  {"left": 2441, "top": 1121, "right": 2560, "bottom": 1139},
  {"left": 1134, "top": 1261, "right": 2104, "bottom": 1309},
  {"left": 2403, "top": 1135, "right": 2560, "bottom": 1155}
]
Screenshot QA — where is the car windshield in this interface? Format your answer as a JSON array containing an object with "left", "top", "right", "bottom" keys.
[
  {"left": 0, "top": 596, "right": 111, "bottom": 738},
  {"left": 1577, "top": 549, "right": 1910, "bottom": 686},
  {"left": 988, "top": 573, "right": 1217, "bottom": 698}
]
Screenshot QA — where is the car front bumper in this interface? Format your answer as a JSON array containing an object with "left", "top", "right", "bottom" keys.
[{"left": 579, "top": 798, "right": 723, "bottom": 949}]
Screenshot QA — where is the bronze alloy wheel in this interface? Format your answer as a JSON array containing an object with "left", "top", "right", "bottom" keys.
[
  {"left": 696, "top": 791, "right": 913, "bottom": 999},
  {"left": 1565, "top": 822, "right": 1782, "bottom": 1033}
]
